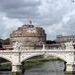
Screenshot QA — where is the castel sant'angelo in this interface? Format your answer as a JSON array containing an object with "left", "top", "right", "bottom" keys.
[{"left": 10, "top": 21, "right": 46, "bottom": 49}]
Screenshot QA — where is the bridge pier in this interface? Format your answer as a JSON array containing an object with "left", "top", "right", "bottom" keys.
[
  {"left": 66, "top": 64, "right": 75, "bottom": 73},
  {"left": 12, "top": 63, "right": 22, "bottom": 75}
]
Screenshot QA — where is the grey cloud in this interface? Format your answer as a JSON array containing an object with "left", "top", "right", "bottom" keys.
[
  {"left": 0, "top": 0, "right": 41, "bottom": 18},
  {"left": 0, "top": 0, "right": 75, "bottom": 40},
  {"left": 6, "top": 7, "right": 39, "bottom": 18},
  {"left": 0, "top": 0, "right": 40, "bottom": 8}
]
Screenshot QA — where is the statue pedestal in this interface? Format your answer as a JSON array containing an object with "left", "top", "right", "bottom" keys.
[
  {"left": 12, "top": 64, "right": 22, "bottom": 75},
  {"left": 66, "top": 64, "right": 75, "bottom": 73},
  {"left": 64, "top": 41, "right": 74, "bottom": 50}
]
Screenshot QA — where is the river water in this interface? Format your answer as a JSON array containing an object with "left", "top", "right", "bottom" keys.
[{"left": 0, "top": 61, "right": 74, "bottom": 75}]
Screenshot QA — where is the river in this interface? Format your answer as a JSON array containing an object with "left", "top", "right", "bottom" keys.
[{"left": 0, "top": 60, "right": 74, "bottom": 75}]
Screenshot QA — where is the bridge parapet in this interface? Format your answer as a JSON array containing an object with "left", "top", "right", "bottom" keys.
[
  {"left": 0, "top": 48, "right": 75, "bottom": 73},
  {"left": 0, "top": 48, "right": 75, "bottom": 52}
]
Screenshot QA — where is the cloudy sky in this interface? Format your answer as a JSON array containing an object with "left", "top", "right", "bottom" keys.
[{"left": 0, "top": 0, "right": 75, "bottom": 40}]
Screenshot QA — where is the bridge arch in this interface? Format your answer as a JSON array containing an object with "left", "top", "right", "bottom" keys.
[
  {"left": 21, "top": 54, "right": 44, "bottom": 63},
  {"left": 0, "top": 56, "right": 12, "bottom": 63},
  {"left": 46, "top": 54, "right": 67, "bottom": 62},
  {"left": 21, "top": 54, "right": 67, "bottom": 72},
  {"left": 21, "top": 53, "right": 67, "bottom": 63}
]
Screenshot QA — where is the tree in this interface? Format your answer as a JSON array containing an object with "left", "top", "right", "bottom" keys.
[
  {"left": 3, "top": 38, "right": 10, "bottom": 45},
  {"left": 0, "top": 39, "right": 3, "bottom": 48},
  {"left": 46, "top": 40, "right": 56, "bottom": 44}
]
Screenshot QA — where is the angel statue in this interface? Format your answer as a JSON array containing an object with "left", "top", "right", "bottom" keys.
[
  {"left": 64, "top": 41, "right": 74, "bottom": 50},
  {"left": 13, "top": 41, "right": 23, "bottom": 50}
]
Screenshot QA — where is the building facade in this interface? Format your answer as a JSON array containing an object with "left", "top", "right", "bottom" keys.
[
  {"left": 56, "top": 35, "right": 75, "bottom": 43},
  {"left": 10, "top": 24, "right": 46, "bottom": 49}
]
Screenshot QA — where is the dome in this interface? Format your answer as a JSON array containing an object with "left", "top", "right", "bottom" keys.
[{"left": 10, "top": 24, "right": 46, "bottom": 49}]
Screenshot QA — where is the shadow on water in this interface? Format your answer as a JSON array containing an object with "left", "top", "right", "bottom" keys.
[
  {"left": 0, "top": 69, "right": 75, "bottom": 75},
  {"left": 64, "top": 73, "right": 75, "bottom": 75},
  {"left": 0, "top": 57, "right": 12, "bottom": 75},
  {"left": 21, "top": 56, "right": 74, "bottom": 75},
  {"left": 22, "top": 60, "right": 68, "bottom": 75},
  {"left": 0, "top": 59, "right": 75, "bottom": 75}
]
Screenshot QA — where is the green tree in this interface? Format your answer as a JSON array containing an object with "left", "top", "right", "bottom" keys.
[{"left": 0, "top": 39, "right": 3, "bottom": 48}]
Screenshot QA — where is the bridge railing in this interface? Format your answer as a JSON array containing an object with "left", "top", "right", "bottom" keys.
[
  {"left": 0, "top": 46, "right": 74, "bottom": 52},
  {"left": 0, "top": 49, "right": 75, "bottom": 53},
  {"left": 0, "top": 48, "right": 66, "bottom": 52}
]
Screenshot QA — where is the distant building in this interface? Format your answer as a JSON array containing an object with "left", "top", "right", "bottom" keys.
[
  {"left": 56, "top": 35, "right": 75, "bottom": 43},
  {"left": 10, "top": 24, "right": 46, "bottom": 49}
]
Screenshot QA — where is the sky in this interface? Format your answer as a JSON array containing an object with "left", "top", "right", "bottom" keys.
[{"left": 0, "top": 0, "right": 75, "bottom": 40}]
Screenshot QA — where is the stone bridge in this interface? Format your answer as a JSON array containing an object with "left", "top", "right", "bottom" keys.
[
  {"left": 0, "top": 41, "right": 75, "bottom": 74},
  {"left": 0, "top": 48, "right": 75, "bottom": 74}
]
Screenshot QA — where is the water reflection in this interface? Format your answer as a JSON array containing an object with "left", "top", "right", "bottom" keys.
[
  {"left": 0, "top": 71, "right": 11, "bottom": 75},
  {"left": 24, "top": 61, "right": 74, "bottom": 75},
  {"left": 0, "top": 61, "right": 75, "bottom": 75},
  {"left": 0, "top": 71, "right": 74, "bottom": 75}
]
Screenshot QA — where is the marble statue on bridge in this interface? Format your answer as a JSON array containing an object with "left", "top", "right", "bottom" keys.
[
  {"left": 64, "top": 41, "right": 74, "bottom": 50},
  {"left": 13, "top": 42, "right": 23, "bottom": 50}
]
